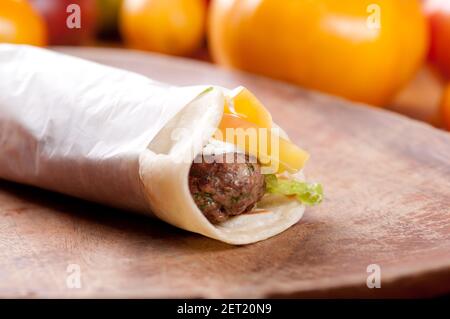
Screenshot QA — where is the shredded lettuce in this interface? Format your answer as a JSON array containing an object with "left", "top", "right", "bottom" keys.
[{"left": 265, "top": 174, "right": 323, "bottom": 206}]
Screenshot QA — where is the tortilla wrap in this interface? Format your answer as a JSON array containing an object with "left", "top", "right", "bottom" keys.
[{"left": 0, "top": 44, "right": 304, "bottom": 244}]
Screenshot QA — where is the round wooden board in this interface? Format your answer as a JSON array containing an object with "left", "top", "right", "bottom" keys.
[{"left": 1, "top": 47, "right": 450, "bottom": 298}]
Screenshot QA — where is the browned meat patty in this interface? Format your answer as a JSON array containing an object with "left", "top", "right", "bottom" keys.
[{"left": 188, "top": 153, "right": 266, "bottom": 224}]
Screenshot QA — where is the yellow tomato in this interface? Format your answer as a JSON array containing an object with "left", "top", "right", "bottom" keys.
[
  {"left": 442, "top": 84, "right": 450, "bottom": 130},
  {"left": 209, "top": 0, "right": 428, "bottom": 106},
  {"left": 0, "top": 0, "right": 47, "bottom": 46},
  {"left": 120, "top": 0, "right": 206, "bottom": 56}
]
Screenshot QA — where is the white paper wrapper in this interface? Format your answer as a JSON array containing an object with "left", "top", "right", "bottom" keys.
[{"left": 0, "top": 45, "right": 304, "bottom": 244}]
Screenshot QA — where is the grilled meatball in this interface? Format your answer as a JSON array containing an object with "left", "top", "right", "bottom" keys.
[{"left": 188, "top": 153, "right": 266, "bottom": 224}]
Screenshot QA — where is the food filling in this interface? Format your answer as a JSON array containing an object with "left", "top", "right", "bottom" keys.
[
  {"left": 189, "top": 87, "right": 323, "bottom": 224},
  {"left": 189, "top": 153, "right": 265, "bottom": 224}
]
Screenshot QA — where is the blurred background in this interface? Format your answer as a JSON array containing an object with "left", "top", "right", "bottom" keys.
[{"left": 1, "top": 0, "right": 449, "bottom": 132}]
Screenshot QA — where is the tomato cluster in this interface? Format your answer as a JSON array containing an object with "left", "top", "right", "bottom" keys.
[{"left": 1, "top": 0, "right": 450, "bottom": 130}]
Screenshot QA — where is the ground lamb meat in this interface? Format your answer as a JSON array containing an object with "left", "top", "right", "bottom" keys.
[{"left": 188, "top": 152, "right": 266, "bottom": 224}]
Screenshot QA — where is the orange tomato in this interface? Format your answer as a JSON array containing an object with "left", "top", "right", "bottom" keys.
[
  {"left": 442, "top": 84, "right": 450, "bottom": 130},
  {"left": 209, "top": 0, "right": 429, "bottom": 106},
  {"left": 120, "top": 0, "right": 206, "bottom": 56},
  {"left": 0, "top": 0, "right": 47, "bottom": 46}
]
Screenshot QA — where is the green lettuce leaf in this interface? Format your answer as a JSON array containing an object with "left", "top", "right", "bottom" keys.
[{"left": 265, "top": 174, "right": 323, "bottom": 206}]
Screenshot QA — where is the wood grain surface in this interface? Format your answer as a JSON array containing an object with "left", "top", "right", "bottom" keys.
[{"left": 1, "top": 47, "right": 450, "bottom": 298}]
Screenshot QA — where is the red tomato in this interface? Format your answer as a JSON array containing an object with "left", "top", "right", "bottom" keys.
[
  {"left": 442, "top": 83, "right": 450, "bottom": 130},
  {"left": 30, "top": 0, "right": 97, "bottom": 45},
  {"left": 424, "top": 0, "right": 450, "bottom": 78}
]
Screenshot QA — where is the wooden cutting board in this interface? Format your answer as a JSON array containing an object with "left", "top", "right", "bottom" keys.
[{"left": 1, "top": 47, "right": 450, "bottom": 298}]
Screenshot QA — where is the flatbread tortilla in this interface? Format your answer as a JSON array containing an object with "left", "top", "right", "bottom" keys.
[{"left": 0, "top": 44, "right": 305, "bottom": 245}]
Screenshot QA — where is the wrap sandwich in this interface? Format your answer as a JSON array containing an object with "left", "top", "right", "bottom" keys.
[{"left": 0, "top": 45, "right": 322, "bottom": 244}]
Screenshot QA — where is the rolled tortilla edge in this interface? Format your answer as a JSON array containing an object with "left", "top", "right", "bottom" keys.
[{"left": 138, "top": 87, "right": 306, "bottom": 245}]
